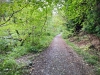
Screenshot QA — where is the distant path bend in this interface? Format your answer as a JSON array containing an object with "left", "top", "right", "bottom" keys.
[{"left": 31, "top": 34, "right": 94, "bottom": 75}]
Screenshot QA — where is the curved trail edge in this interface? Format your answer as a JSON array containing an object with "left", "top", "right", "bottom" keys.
[{"left": 30, "top": 34, "right": 94, "bottom": 75}]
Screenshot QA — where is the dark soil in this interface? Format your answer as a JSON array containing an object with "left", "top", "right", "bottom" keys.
[{"left": 29, "top": 34, "right": 94, "bottom": 75}]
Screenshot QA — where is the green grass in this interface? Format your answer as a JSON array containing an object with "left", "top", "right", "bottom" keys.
[
  {"left": 65, "top": 39, "right": 100, "bottom": 75},
  {"left": 0, "top": 58, "right": 18, "bottom": 75}
]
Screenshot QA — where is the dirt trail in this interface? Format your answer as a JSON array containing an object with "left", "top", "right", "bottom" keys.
[{"left": 30, "top": 34, "right": 94, "bottom": 75}]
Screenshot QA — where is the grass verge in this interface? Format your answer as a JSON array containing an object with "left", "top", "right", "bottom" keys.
[{"left": 65, "top": 39, "right": 100, "bottom": 75}]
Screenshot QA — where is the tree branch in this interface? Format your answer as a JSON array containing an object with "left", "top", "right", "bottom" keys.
[
  {"left": 0, "top": 4, "right": 28, "bottom": 27},
  {"left": 41, "top": 6, "right": 48, "bottom": 33}
]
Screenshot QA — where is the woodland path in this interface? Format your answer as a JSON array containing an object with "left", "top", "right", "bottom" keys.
[{"left": 30, "top": 34, "right": 94, "bottom": 75}]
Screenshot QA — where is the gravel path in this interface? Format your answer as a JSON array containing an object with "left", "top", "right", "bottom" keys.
[{"left": 30, "top": 34, "right": 94, "bottom": 75}]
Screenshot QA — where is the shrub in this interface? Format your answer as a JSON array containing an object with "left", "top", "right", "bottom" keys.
[
  {"left": 0, "top": 58, "right": 18, "bottom": 75},
  {"left": 0, "top": 39, "right": 10, "bottom": 53},
  {"left": 28, "top": 46, "right": 39, "bottom": 53},
  {"left": 96, "top": 68, "right": 100, "bottom": 75}
]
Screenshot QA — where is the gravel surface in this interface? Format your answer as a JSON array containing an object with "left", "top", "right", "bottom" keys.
[{"left": 30, "top": 34, "right": 94, "bottom": 75}]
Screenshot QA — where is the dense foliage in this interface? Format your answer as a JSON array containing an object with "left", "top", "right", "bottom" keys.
[
  {"left": 0, "top": 0, "right": 64, "bottom": 75},
  {"left": 62, "top": 0, "right": 100, "bottom": 36}
]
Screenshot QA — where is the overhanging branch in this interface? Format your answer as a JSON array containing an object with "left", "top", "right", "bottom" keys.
[{"left": 0, "top": 4, "right": 28, "bottom": 27}]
